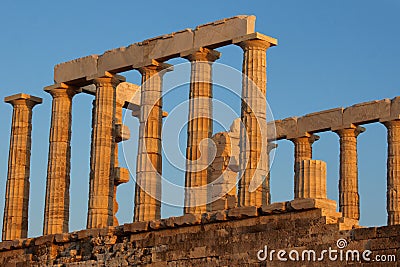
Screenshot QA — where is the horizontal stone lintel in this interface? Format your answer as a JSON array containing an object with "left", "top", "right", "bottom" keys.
[{"left": 54, "top": 16, "right": 280, "bottom": 85}]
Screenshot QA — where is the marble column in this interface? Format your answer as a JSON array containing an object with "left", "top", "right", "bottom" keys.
[
  {"left": 263, "top": 142, "right": 278, "bottom": 205},
  {"left": 87, "top": 74, "right": 124, "bottom": 229},
  {"left": 43, "top": 83, "right": 78, "bottom": 235},
  {"left": 290, "top": 134, "right": 319, "bottom": 199},
  {"left": 2, "top": 94, "right": 42, "bottom": 241},
  {"left": 183, "top": 48, "right": 220, "bottom": 214},
  {"left": 384, "top": 120, "right": 400, "bottom": 225},
  {"left": 134, "top": 61, "right": 171, "bottom": 222},
  {"left": 335, "top": 126, "right": 365, "bottom": 220},
  {"left": 298, "top": 159, "right": 327, "bottom": 199},
  {"left": 237, "top": 38, "right": 273, "bottom": 207}
]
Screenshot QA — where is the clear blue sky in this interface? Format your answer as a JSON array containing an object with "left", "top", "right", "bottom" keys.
[{"left": 0, "top": 0, "right": 399, "bottom": 239}]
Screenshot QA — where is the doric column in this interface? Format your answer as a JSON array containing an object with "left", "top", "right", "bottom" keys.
[
  {"left": 87, "top": 74, "right": 124, "bottom": 229},
  {"left": 298, "top": 159, "right": 327, "bottom": 199},
  {"left": 383, "top": 120, "right": 400, "bottom": 225},
  {"left": 134, "top": 61, "right": 171, "bottom": 222},
  {"left": 290, "top": 134, "right": 319, "bottom": 199},
  {"left": 182, "top": 48, "right": 220, "bottom": 214},
  {"left": 335, "top": 126, "right": 365, "bottom": 220},
  {"left": 43, "top": 83, "right": 78, "bottom": 235},
  {"left": 237, "top": 38, "right": 275, "bottom": 207},
  {"left": 2, "top": 94, "right": 42, "bottom": 241},
  {"left": 263, "top": 142, "right": 278, "bottom": 205}
]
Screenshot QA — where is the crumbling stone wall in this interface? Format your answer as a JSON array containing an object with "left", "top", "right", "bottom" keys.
[{"left": 1, "top": 200, "right": 399, "bottom": 266}]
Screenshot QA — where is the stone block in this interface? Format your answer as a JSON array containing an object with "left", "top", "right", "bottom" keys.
[
  {"left": 98, "top": 44, "right": 143, "bottom": 74},
  {"left": 389, "top": 96, "right": 400, "bottom": 120},
  {"left": 376, "top": 225, "right": 400, "bottom": 238},
  {"left": 298, "top": 108, "right": 343, "bottom": 134},
  {"left": 269, "top": 117, "right": 298, "bottom": 140},
  {"left": 174, "top": 214, "right": 202, "bottom": 226},
  {"left": 342, "top": 99, "right": 391, "bottom": 127},
  {"left": 351, "top": 227, "right": 377, "bottom": 241},
  {"left": 194, "top": 15, "right": 256, "bottom": 49},
  {"left": 115, "top": 124, "right": 131, "bottom": 142},
  {"left": 289, "top": 198, "right": 337, "bottom": 211},
  {"left": 54, "top": 55, "right": 98, "bottom": 84},
  {"left": 261, "top": 201, "right": 288, "bottom": 214},
  {"left": 34, "top": 234, "right": 55, "bottom": 246},
  {"left": 227, "top": 206, "right": 258, "bottom": 219},
  {"left": 123, "top": 221, "right": 149, "bottom": 233},
  {"left": 54, "top": 233, "right": 70, "bottom": 243},
  {"left": 114, "top": 167, "right": 130, "bottom": 184}
]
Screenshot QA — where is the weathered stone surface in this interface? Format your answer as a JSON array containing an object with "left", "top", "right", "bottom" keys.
[
  {"left": 1, "top": 208, "right": 398, "bottom": 266},
  {"left": 343, "top": 99, "right": 391, "bottom": 127},
  {"left": 289, "top": 198, "right": 337, "bottom": 211},
  {"left": 123, "top": 222, "right": 149, "bottom": 233},
  {"left": 335, "top": 126, "right": 365, "bottom": 221},
  {"left": 54, "top": 55, "right": 98, "bottom": 85},
  {"left": 298, "top": 108, "right": 343, "bottom": 135},
  {"left": 227, "top": 206, "right": 258, "bottom": 218},
  {"left": 261, "top": 201, "right": 288, "bottom": 214},
  {"left": 2, "top": 94, "right": 42, "bottom": 241},
  {"left": 297, "top": 159, "right": 327, "bottom": 199}
]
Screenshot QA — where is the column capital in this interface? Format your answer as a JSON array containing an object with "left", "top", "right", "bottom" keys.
[
  {"left": 382, "top": 119, "right": 400, "bottom": 129},
  {"left": 181, "top": 47, "right": 221, "bottom": 62},
  {"left": 44, "top": 83, "right": 80, "bottom": 98},
  {"left": 92, "top": 73, "right": 126, "bottom": 88},
  {"left": 138, "top": 60, "right": 173, "bottom": 77},
  {"left": 335, "top": 126, "right": 365, "bottom": 138},
  {"left": 290, "top": 133, "right": 320, "bottom": 144},
  {"left": 4, "top": 93, "right": 42, "bottom": 108}
]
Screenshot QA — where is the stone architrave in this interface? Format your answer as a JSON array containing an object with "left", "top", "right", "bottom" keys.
[{"left": 2, "top": 94, "right": 42, "bottom": 241}]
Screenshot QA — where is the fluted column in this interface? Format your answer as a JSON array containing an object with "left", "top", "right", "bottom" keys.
[
  {"left": 335, "top": 126, "right": 365, "bottom": 220},
  {"left": 183, "top": 48, "right": 220, "bottom": 214},
  {"left": 87, "top": 74, "right": 124, "bottom": 229},
  {"left": 290, "top": 134, "right": 319, "bottom": 199},
  {"left": 134, "top": 61, "right": 171, "bottom": 222},
  {"left": 298, "top": 159, "right": 327, "bottom": 199},
  {"left": 384, "top": 120, "right": 400, "bottom": 225},
  {"left": 43, "top": 84, "right": 78, "bottom": 235},
  {"left": 263, "top": 142, "right": 278, "bottom": 205},
  {"left": 237, "top": 39, "right": 273, "bottom": 207},
  {"left": 2, "top": 94, "right": 42, "bottom": 241}
]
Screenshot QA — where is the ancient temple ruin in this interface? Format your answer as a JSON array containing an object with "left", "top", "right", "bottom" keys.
[{"left": 1, "top": 15, "right": 400, "bottom": 266}]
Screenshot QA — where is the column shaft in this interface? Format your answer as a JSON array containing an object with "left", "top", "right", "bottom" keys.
[
  {"left": 43, "top": 85, "right": 77, "bottom": 235},
  {"left": 291, "top": 135, "right": 319, "bottom": 199},
  {"left": 263, "top": 142, "right": 277, "bottom": 205},
  {"left": 184, "top": 48, "right": 220, "bottom": 214},
  {"left": 298, "top": 159, "right": 327, "bottom": 199},
  {"left": 384, "top": 120, "right": 400, "bottom": 225},
  {"left": 87, "top": 76, "right": 122, "bottom": 229},
  {"left": 2, "top": 94, "right": 41, "bottom": 241},
  {"left": 134, "top": 62, "right": 170, "bottom": 222},
  {"left": 336, "top": 126, "right": 364, "bottom": 220},
  {"left": 238, "top": 39, "right": 271, "bottom": 207}
]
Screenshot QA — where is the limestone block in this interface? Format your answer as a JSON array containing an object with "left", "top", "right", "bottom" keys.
[
  {"left": 114, "top": 167, "right": 130, "bottom": 185},
  {"left": 98, "top": 44, "right": 143, "bottom": 74},
  {"left": 289, "top": 198, "right": 337, "bottom": 211},
  {"left": 389, "top": 96, "right": 400, "bottom": 120},
  {"left": 269, "top": 117, "right": 298, "bottom": 140},
  {"left": 298, "top": 108, "right": 343, "bottom": 135},
  {"left": 54, "top": 55, "right": 98, "bottom": 84},
  {"left": 343, "top": 99, "right": 391, "bottom": 127},
  {"left": 173, "top": 214, "right": 202, "bottom": 226},
  {"left": 194, "top": 15, "right": 256, "bottom": 49},
  {"left": 261, "top": 201, "right": 288, "bottom": 214},
  {"left": 115, "top": 124, "right": 130, "bottom": 142},
  {"left": 227, "top": 206, "right": 258, "bottom": 218},
  {"left": 123, "top": 222, "right": 149, "bottom": 233}
]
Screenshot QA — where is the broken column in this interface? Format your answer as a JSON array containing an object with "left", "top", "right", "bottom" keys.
[
  {"left": 290, "top": 134, "right": 319, "bottom": 199},
  {"left": 87, "top": 74, "right": 125, "bottom": 229},
  {"left": 43, "top": 83, "right": 78, "bottom": 235},
  {"left": 298, "top": 159, "right": 327, "bottom": 199},
  {"left": 134, "top": 61, "right": 171, "bottom": 222},
  {"left": 236, "top": 35, "right": 277, "bottom": 207},
  {"left": 383, "top": 120, "right": 400, "bottom": 225},
  {"left": 182, "top": 48, "right": 220, "bottom": 214},
  {"left": 2, "top": 93, "right": 42, "bottom": 241},
  {"left": 335, "top": 126, "right": 365, "bottom": 221}
]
